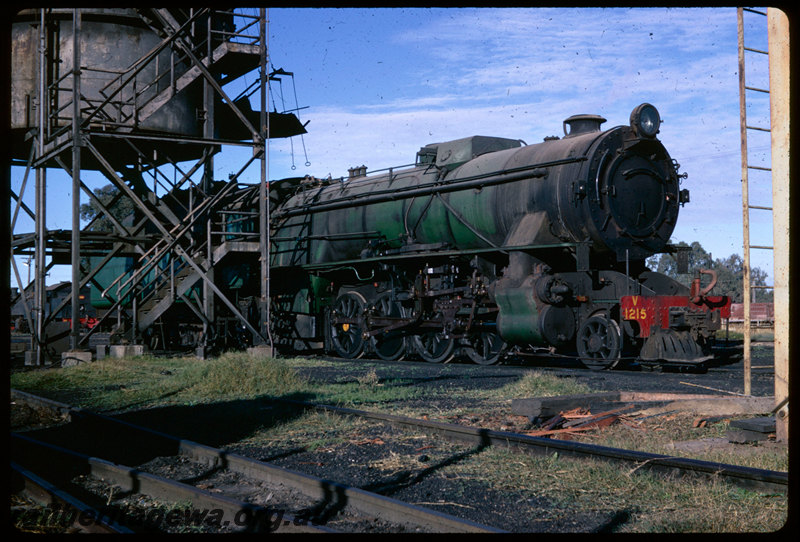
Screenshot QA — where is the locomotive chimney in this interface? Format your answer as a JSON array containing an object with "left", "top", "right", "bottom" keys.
[{"left": 563, "top": 114, "right": 606, "bottom": 138}]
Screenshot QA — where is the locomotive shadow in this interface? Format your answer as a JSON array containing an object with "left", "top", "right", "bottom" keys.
[
  {"left": 360, "top": 439, "right": 491, "bottom": 499},
  {"left": 20, "top": 392, "right": 317, "bottom": 470},
  {"left": 513, "top": 355, "right": 711, "bottom": 374},
  {"left": 339, "top": 370, "right": 521, "bottom": 389},
  {"left": 115, "top": 392, "right": 318, "bottom": 451},
  {"left": 510, "top": 353, "right": 648, "bottom": 372}
]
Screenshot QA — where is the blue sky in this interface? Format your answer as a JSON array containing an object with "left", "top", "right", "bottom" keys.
[{"left": 11, "top": 7, "right": 776, "bottom": 288}]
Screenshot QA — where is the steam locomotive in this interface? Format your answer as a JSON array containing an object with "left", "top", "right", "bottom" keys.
[
  {"left": 87, "top": 102, "right": 731, "bottom": 369},
  {"left": 266, "top": 103, "right": 732, "bottom": 369}
]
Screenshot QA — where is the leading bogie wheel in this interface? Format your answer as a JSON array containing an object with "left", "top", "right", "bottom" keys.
[
  {"left": 576, "top": 315, "right": 621, "bottom": 370},
  {"left": 463, "top": 331, "right": 506, "bottom": 365}
]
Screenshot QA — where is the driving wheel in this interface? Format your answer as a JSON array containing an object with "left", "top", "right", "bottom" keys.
[
  {"left": 330, "top": 292, "right": 367, "bottom": 359},
  {"left": 370, "top": 293, "right": 408, "bottom": 361}
]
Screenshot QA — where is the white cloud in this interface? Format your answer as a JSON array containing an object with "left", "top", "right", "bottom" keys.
[{"left": 13, "top": 7, "right": 776, "bottom": 284}]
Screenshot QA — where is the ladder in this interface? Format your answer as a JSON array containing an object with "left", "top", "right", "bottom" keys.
[{"left": 737, "top": 7, "right": 773, "bottom": 395}]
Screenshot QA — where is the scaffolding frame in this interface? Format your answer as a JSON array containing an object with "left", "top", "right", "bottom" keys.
[{"left": 10, "top": 8, "right": 283, "bottom": 363}]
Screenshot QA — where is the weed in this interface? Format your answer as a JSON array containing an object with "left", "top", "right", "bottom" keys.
[
  {"left": 496, "top": 370, "right": 592, "bottom": 398},
  {"left": 356, "top": 368, "right": 381, "bottom": 388},
  {"left": 185, "top": 351, "right": 307, "bottom": 399}
]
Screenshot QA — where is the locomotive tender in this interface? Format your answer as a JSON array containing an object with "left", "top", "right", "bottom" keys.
[{"left": 268, "top": 103, "right": 732, "bottom": 369}]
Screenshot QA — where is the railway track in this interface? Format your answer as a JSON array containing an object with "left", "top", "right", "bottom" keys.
[
  {"left": 11, "top": 461, "right": 135, "bottom": 533},
  {"left": 10, "top": 389, "right": 506, "bottom": 534},
  {"left": 11, "top": 385, "right": 786, "bottom": 533},
  {"left": 270, "top": 398, "right": 788, "bottom": 495}
]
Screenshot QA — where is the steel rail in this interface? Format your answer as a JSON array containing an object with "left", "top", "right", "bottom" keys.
[
  {"left": 10, "top": 390, "right": 507, "bottom": 533},
  {"left": 11, "top": 461, "right": 134, "bottom": 533},
  {"left": 275, "top": 399, "right": 788, "bottom": 495},
  {"left": 11, "top": 433, "right": 333, "bottom": 533}
]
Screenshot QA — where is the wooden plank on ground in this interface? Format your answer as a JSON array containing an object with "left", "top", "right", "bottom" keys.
[
  {"left": 636, "top": 397, "right": 774, "bottom": 417},
  {"left": 511, "top": 392, "right": 621, "bottom": 419},
  {"left": 512, "top": 392, "right": 775, "bottom": 420},
  {"left": 729, "top": 416, "right": 776, "bottom": 433}
]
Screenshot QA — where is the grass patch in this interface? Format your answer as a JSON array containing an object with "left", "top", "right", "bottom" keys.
[
  {"left": 494, "top": 370, "right": 592, "bottom": 398},
  {"left": 718, "top": 329, "right": 774, "bottom": 342},
  {"left": 11, "top": 355, "right": 199, "bottom": 411},
  {"left": 184, "top": 351, "right": 306, "bottom": 399},
  {"left": 282, "top": 359, "right": 430, "bottom": 407},
  {"left": 568, "top": 412, "right": 789, "bottom": 471},
  {"left": 10, "top": 352, "right": 308, "bottom": 412},
  {"left": 311, "top": 375, "right": 425, "bottom": 407},
  {"left": 442, "top": 369, "right": 592, "bottom": 403},
  {"left": 447, "top": 447, "right": 787, "bottom": 532},
  {"left": 10, "top": 353, "right": 424, "bottom": 413},
  {"left": 239, "top": 409, "right": 370, "bottom": 451}
]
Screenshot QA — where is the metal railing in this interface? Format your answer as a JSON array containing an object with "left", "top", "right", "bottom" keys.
[{"left": 43, "top": 9, "right": 262, "bottom": 138}]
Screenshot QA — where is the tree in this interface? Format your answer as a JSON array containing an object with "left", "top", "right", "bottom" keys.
[
  {"left": 78, "top": 184, "right": 137, "bottom": 284},
  {"left": 646, "top": 241, "right": 772, "bottom": 302},
  {"left": 79, "top": 184, "right": 135, "bottom": 233}
]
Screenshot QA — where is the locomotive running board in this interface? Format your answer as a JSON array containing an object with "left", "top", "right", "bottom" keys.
[{"left": 298, "top": 241, "right": 583, "bottom": 270}]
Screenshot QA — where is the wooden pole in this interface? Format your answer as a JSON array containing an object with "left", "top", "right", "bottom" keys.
[
  {"left": 767, "top": 7, "right": 789, "bottom": 443},
  {"left": 737, "top": 8, "right": 752, "bottom": 395}
]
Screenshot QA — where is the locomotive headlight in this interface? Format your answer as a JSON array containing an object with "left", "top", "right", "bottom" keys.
[{"left": 630, "top": 103, "right": 661, "bottom": 138}]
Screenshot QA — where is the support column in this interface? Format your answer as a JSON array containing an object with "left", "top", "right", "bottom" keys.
[
  {"left": 69, "top": 9, "right": 82, "bottom": 353},
  {"left": 62, "top": 9, "right": 90, "bottom": 366},
  {"left": 33, "top": 171, "right": 47, "bottom": 365},
  {"left": 252, "top": 8, "right": 273, "bottom": 357},
  {"left": 200, "top": 13, "right": 216, "bottom": 358},
  {"left": 768, "top": 7, "right": 789, "bottom": 443},
  {"left": 33, "top": 9, "right": 48, "bottom": 366}
]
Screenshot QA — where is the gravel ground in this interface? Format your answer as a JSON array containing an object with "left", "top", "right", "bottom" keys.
[
  {"left": 220, "top": 346, "right": 779, "bottom": 532},
  {"left": 299, "top": 343, "right": 776, "bottom": 399},
  {"left": 226, "top": 420, "right": 626, "bottom": 532}
]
